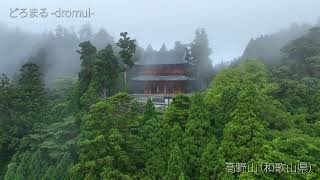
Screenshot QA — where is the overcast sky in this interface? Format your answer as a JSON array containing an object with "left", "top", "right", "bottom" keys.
[{"left": 1, "top": 0, "right": 320, "bottom": 63}]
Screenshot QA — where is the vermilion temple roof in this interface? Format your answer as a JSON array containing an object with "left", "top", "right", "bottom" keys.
[{"left": 135, "top": 55, "right": 192, "bottom": 65}]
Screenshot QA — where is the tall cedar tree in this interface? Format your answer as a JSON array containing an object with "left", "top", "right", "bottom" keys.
[
  {"left": 92, "top": 45, "right": 121, "bottom": 98},
  {"left": 116, "top": 32, "right": 137, "bottom": 87},
  {"left": 0, "top": 74, "right": 15, "bottom": 127},
  {"left": 76, "top": 41, "right": 97, "bottom": 99},
  {"left": 143, "top": 98, "right": 156, "bottom": 122},
  {"left": 0, "top": 74, "right": 16, "bottom": 178},
  {"left": 191, "top": 28, "right": 213, "bottom": 90},
  {"left": 199, "top": 138, "right": 218, "bottom": 179},
  {"left": 183, "top": 93, "right": 211, "bottom": 178},
  {"left": 70, "top": 93, "right": 141, "bottom": 179},
  {"left": 165, "top": 143, "right": 185, "bottom": 180},
  {"left": 216, "top": 85, "right": 267, "bottom": 179},
  {"left": 16, "top": 62, "right": 47, "bottom": 126}
]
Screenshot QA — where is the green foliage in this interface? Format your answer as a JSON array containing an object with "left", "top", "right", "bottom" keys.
[
  {"left": 165, "top": 143, "right": 185, "bottom": 180},
  {"left": 1, "top": 68, "right": 78, "bottom": 179},
  {"left": 163, "top": 94, "right": 191, "bottom": 127},
  {"left": 116, "top": 32, "right": 137, "bottom": 68},
  {"left": 0, "top": 74, "right": 16, "bottom": 151},
  {"left": 244, "top": 129, "right": 320, "bottom": 180},
  {"left": 0, "top": 73, "right": 14, "bottom": 124},
  {"left": 216, "top": 85, "right": 267, "bottom": 179},
  {"left": 205, "top": 60, "right": 268, "bottom": 139},
  {"left": 3, "top": 114, "right": 78, "bottom": 180},
  {"left": 141, "top": 115, "right": 170, "bottom": 179},
  {"left": 281, "top": 27, "right": 320, "bottom": 78},
  {"left": 183, "top": 93, "right": 211, "bottom": 178},
  {"left": 50, "top": 76, "right": 77, "bottom": 100},
  {"left": 15, "top": 62, "right": 48, "bottom": 124},
  {"left": 75, "top": 34, "right": 136, "bottom": 110},
  {"left": 92, "top": 45, "right": 121, "bottom": 98},
  {"left": 143, "top": 120, "right": 171, "bottom": 179},
  {"left": 0, "top": 62, "right": 49, "bottom": 179},
  {"left": 199, "top": 138, "right": 218, "bottom": 179},
  {"left": 2, "top": 28, "right": 320, "bottom": 180},
  {"left": 143, "top": 98, "right": 156, "bottom": 122},
  {"left": 69, "top": 93, "right": 142, "bottom": 179},
  {"left": 76, "top": 41, "right": 97, "bottom": 109}
]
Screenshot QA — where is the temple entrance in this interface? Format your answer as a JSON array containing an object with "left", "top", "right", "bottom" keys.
[
  {"left": 150, "top": 83, "right": 166, "bottom": 94},
  {"left": 144, "top": 81, "right": 184, "bottom": 94}
]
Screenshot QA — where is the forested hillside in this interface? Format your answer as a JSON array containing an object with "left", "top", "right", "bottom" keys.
[
  {"left": 0, "top": 25, "right": 320, "bottom": 180},
  {"left": 242, "top": 23, "right": 312, "bottom": 65}
]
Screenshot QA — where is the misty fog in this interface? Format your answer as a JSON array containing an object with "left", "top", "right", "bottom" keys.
[{"left": 0, "top": 0, "right": 320, "bottom": 86}]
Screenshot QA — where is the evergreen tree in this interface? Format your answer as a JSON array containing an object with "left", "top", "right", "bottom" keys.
[
  {"left": 116, "top": 32, "right": 137, "bottom": 69},
  {"left": 27, "top": 150, "right": 48, "bottom": 179},
  {"left": 116, "top": 32, "right": 137, "bottom": 87},
  {"left": 0, "top": 73, "right": 15, "bottom": 131},
  {"left": 9, "top": 152, "right": 31, "bottom": 179},
  {"left": 92, "top": 44, "right": 121, "bottom": 98},
  {"left": 47, "top": 153, "right": 73, "bottom": 180},
  {"left": 165, "top": 143, "right": 185, "bottom": 180},
  {"left": 76, "top": 41, "right": 97, "bottom": 102},
  {"left": 16, "top": 62, "right": 47, "bottom": 127},
  {"left": 191, "top": 28, "right": 213, "bottom": 89},
  {"left": 3, "top": 162, "right": 17, "bottom": 180},
  {"left": 170, "top": 123, "right": 184, "bottom": 147},
  {"left": 183, "top": 93, "right": 211, "bottom": 178},
  {"left": 199, "top": 138, "right": 218, "bottom": 180},
  {"left": 164, "top": 94, "right": 191, "bottom": 127},
  {"left": 69, "top": 93, "right": 141, "bottom": 179},
  {"left": 79, "top": 82, "right": 100, "bottom": 110},
  {"left": 143, "top": 98, "right": 156, "bottom": 122},
  {"left": 144, "top": 120, "right": 171, "bottom": 179},
  {"left": 216, "top": 85, "right": 267, "bottom": 179},
  {"left": 42, "top": 166, "right": 56, "bottom": 180}
]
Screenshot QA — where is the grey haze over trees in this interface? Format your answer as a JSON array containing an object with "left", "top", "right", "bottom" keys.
[
  {"left": 190, "top": 28, "right": 213, "bottom": 89},
  {"left": 242, "top": 23, "right": 313, "bottom": 66},
  {"left": 0, "top": 23, "right": 115, "bottom": 87},
  {"left": 1, "top": 0, "right": 319, "bottom": 62},
  {"left": 1, "top": 19, "right": 319, "bottom": 90},
  {"left": 0, "top": 23, "right": 215, "bottom": 90}
]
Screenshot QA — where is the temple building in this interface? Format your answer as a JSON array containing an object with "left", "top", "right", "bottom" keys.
[
  {"left": 130, "top": 53, "right": 194, "bottom": 107},
  {"left": 131, "top": 56, "right": 194, "bottom": 95}
]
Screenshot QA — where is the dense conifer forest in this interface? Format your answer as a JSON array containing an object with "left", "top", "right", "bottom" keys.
[{"left": 0, "top": 23, "right": 320, "bottom": 179}]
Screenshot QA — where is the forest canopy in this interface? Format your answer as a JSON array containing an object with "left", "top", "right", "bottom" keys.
[{"left": 0, "top": 22, "right": 320, "bottom": 180}]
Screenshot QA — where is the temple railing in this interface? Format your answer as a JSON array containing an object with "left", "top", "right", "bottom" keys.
[{"left": 130, "top": 94, "right": 174, "bottom": 108}]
